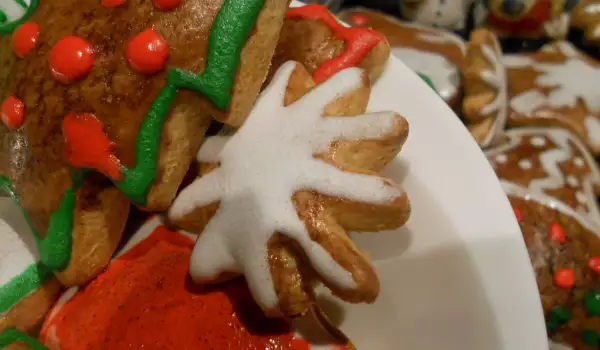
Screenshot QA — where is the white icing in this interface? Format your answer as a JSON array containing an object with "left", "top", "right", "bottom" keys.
[
  {"left": 518, "top": 159, "right": 533, "bottom": 170},
  {"left": 486, "top": 128, "right": 600, "bottom": 228},
  {"left": 576, "top": 191, "right": 588, "bottom": 205},
  {"left": 400, "top": 0, "right": 471, "bottom": 30},
  {"left": 542, "top": 13, "right": 570, "bottom": 39},
  {"left": 584, "top": 115, "right": 600, "bottom": 147},
  {"left": 476, "top": 37, "right": 508, "bottom": 147},
  {"left": 391, "top": 47, "right": 459, "bottom": 103},
  {"left": 530, "top": 136, "right": 546, "bottom": 147},
  {"left": 495, "top": 153, "right": 507, "bottom": 164},
  {"left": 0, "top": 0, "right": 31, "bottom": 24},
  {"left": 169, "top": 62, "right": 403, "bottom": 313},
  {"left": 504, "top": 42, "right": 600, "bottom": 115},
  {"left": 584, "top": 3, "right": 600, "bottom": 15},
  {"left": 593, "top": 24, "right": 600, "bottom": 39},
  {"left": 566, "top": 175, "right": 579, "bottom": 188}
]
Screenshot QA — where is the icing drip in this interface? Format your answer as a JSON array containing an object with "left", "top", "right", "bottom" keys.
[
  {"left": 169, "top": 62, "right": 402, "bottom": 312},
  {"left": 63, "top": 113, "right": 122, "bottom": 180},
  {"left": 11, "top": 21, "right": 39, "bottom": 58},
  {"left": 112, "top": 0, "right": 265, "bottom": 204},
  {"left": 285, "top": 4, "right": 385, "bottom": 84},
  {"left": 0, "top": 176, "right": 75, "bottom": 271},
  {"left": 0, "top": 0, "right": 36, "bottom": 34},
  {"left": 0, "top": 328, "right": 46, "bottom": 350}
]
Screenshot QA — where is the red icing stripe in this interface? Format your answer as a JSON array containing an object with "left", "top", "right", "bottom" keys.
[
  {"left": 62, "top": 113, "right": 122, "bottom": 181},
  {"left": 12, "top": 22, "right": 39, "bottom": 58},
  {"left": 1, "top": 96, "right": 25, "bottom": 129},
  {"left": 153, "top": 0, "right": 181, "bottom": 11},
  {"left": 101, "top": 0, "right": 126, "bottom": 7},
  {"left": 285, "top": 4, "right": 385, "bottom": 84}
]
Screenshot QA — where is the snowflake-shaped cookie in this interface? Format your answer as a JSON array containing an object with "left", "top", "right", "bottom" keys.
[{"left": 168, "top": 61, "right": 410, "bottom": 316}]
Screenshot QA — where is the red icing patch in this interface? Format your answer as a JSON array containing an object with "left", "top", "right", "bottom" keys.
[
  {"left": 513, "top": 207, "right": 522, "bottom": 223},
  {"left": 40, "top": 226, "right": 300, "bottom": 349},
  {"left": 548, "top": 222, "right": 566, "bottom": 243},
  {"left": 49, "top": 36, "right": 95, "bottom": 83},
  {"left": 62, "top": 113, "right": 122, "bottom": 180},
  {"left": 12, "top": 22, "right": 39, "bottom": 58},
  {"left": 126, "top": 28, "right": 169, "bottom": 75},
  {"left": 1, "top": 96, "right": 25, "bottom": 129},
  {"left": 101, "top": 0, "right": 127, "bottom": 6},
  {"left": 285, "top": 4, "right": 385, "bottom": 84},
  {"left": 153, "top": 0, "right": 181, "bottom": 11},
  {"left": 589, "top": 257, "right": 600, "bottom": 274},
  {"left": 553, "top": 268, "right": 576, "bottom": 289},
  {"left": 349, "top": 14, "right": 369, "bottom": 26}
]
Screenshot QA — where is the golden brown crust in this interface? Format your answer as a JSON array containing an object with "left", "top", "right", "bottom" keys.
[
  {"left": 0, "top": 279, "right": 62, "bottom": 339},
  {"left": 171, "top": 63, "right": 410, "bottom": 317},
  {"left": 54, "top": 180, "right": 130, "bottom": 286},
  {"left": 266, "top": 13, "right": 390, "bottom": 87}
]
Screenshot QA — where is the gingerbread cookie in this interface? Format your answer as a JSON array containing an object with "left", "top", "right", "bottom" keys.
[
  {"left": 571, "top": 0, "right": 600, "bottom": 45},
  {"left": 0, "top": 198, "right": 61, "bottom": 350},
  {"left": 39, "top": 216, "right": 353, "bottom": 349},
  {"left": 338, "top": 8, "right": 466, "bottom": 108},
  {"left": 463, "top": 28, "right": 508, "bottom": 147},
  {"left": 503, "top": 41, "right": 600, "bottom": 155},
  {"left": 487, "top": 127, "right": 600, "bottom": 227},
  {"left": 168, "top": 62, "right": 411, "bottom": 317},
  {"left": 503, "top": 181, "right": 600, "bottom": 350},
  {"left": 0, "top": 0, "right": 289, "bottom": 286},
  {"left": 267, "top": 4, "right": 390, "bottom": 87}
]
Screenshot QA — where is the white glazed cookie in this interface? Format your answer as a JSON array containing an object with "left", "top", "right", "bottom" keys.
[
  {"left": 503, "top": 41, "right": 600, "bottom": 154},
  {"left": 169, "top": 61, "right": 411, "bottom": 317},
  {"left": 486, "top": 127, "right": 600, "bottom": 227},
  {"left": 463, "top": 28, "right": 508, "bottom": 147}
]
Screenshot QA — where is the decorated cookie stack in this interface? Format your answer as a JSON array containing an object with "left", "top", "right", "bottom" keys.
[{"left": 0, "top": 1, "right": 413, "bottom": 349}]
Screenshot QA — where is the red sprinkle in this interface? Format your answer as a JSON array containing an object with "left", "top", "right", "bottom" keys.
[
  {"left": 553, "top": 268, "right": 576, "bottom": 289},
  {"left": 62, "top": 113, "right": 122, "bottom": 180},
  {"left": 286, "top": 4, "right": 385, "bottom": 84},
  {"left": 513, "top": 208, "right": 523, "bottom": 223},
  {"left": 549, "top": 222, "right": 566, "bottom": 243},
  {"left": 126, "top": 28, "right": 169, "bottom": 75},
  {"left": 153, "top": 0, "right": 181, "bottom": 11},
  {"left": 49, "top": 36, "right": 95, "bottom": 84},
  {"left": 1, "top": 96, "right": 25, "bottom": 129},
  {"left": 11, "top": 22, "right": 39, "bottom": 58},
  {"left": 589, "top": 257, "right": 600, "bottom": 274},
  {"left": 349, "top": 14, "right": 369, "bottom": 26},
  {"left": 101, "top": 0, "right": 127, "bottom": 6}
]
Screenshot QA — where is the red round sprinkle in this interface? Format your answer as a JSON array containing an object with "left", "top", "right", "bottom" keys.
[
  {"left": 349, "top": 14, "right": 369, "bottom": 26},
  {"left": 589, "top": 257, "right": 600, "bottom": 274},
  {"left": 102, "top": 0, "right": 126, "bottom": 7},
  {"left": 513, "top": 207, "right": 523, "bottom": 223},
  {"left": 553, "top": 268, "right": 576, "bottom": 289},
  {"left": 549, "top": 222, "right": 566, "bottom": 243},
  {"left": 49, "top": 36, "right": 95, "bottom": 84},
  {"left": 1, "top": 96, "right": 25, "bottom": 130},
  {"left": 126, "top": 28, "right": 169, "bottom": 75},
  {"left": 153, "top": 0, "right": 181, "bottom": 11},
  {"left": 12, "top": 22, "right": 39, "bottom": 58}
]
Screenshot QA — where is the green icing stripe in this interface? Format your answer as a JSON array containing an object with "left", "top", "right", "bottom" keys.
[
  {"left": 114, "top": 0, "right": 264, "bottom": 204},
  {"left": 0, "top": 0, "right": 38, "bottom": 34},
  {"left": 15, "top": 0, "right": 28, "bottom": 9},
  {"left": 0, "top": 262, "right": 52, "bottom": 313},
  {"left": 0, "top": 10, "right": 7, "bottom": 24},
  {"left": 0, "top": 176, "right": 74, "bottom": 271},
  {"left": 0, "top": 328, "right": 46, "bottom": 350}
]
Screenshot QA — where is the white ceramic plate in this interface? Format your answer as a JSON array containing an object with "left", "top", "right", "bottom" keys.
[{"left": 287, "top": 2, "right": 547, "bottom": 347}]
